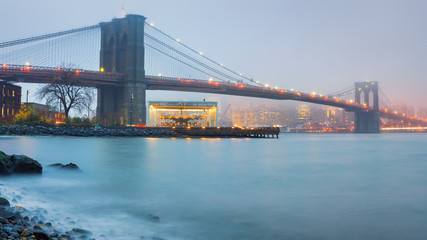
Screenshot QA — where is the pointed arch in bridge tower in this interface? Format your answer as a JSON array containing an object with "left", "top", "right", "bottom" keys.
[
  {"left": 354, "top": 81, "right": 380, "bottom": 133},
  {"left": 97, "top": 14, "right": 147, "bottom": 125}
]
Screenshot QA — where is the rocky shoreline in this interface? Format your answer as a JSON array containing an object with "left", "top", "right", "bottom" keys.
[
  {"left": 0, "top": 195, "right": 94, "bottom": 240},
  {"left": 0, "top": 152, "right": 93, "bottom": 240},
  {"left": 0, "top": 125, "right": 178, "bottom": 137}
]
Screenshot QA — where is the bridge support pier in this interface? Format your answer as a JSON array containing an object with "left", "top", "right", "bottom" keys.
[
  {"left": 354, "top": 81, "right": 380, "bottom": 133},
  {"left": 96, "top": 14, "right": 147, "bottom": 126},
  {"left": 354, "top": 110, "right": 380, "bottom": 133}
]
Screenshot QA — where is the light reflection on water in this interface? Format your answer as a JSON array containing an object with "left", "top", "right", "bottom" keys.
[{"left": 1, "top": 134, "right": 427, "bottom": 240}]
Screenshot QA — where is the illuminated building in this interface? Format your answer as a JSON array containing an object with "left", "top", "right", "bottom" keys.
[
  {"left": 148, "top": 101, "right": 217, "bottom": 127},
  {"left": 297, "top": 104, "right": 312, "bottom": 123},
  {"left": 23, "top": 103, "right": 66, "bottom": 123},
  {"left": 1, "top": 81, "right": 21, "bottom": 122}
]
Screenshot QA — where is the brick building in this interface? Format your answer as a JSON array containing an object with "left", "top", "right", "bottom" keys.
[{"left": 1, "top": 81, "right": 21, "bottom": 122}]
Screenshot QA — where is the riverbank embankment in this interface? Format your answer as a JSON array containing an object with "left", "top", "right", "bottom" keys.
[{"left": 0, "top": 125, "right": 176, "bottom": 137}]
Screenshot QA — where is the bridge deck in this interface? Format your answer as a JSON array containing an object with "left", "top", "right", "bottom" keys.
[{"left": 1, "top": 64, "right": 425, "bottom": 125}]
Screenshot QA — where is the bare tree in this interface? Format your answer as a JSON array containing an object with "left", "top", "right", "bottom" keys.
[{"left": 36, "top": 68, "right": 95, "bottom": 118}]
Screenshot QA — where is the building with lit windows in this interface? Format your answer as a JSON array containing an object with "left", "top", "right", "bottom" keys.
[
  {"left": 148, "top": 101, "right": 217, "bottom": 127},
  {"left": 1, "top": 81, "right": 21, "bottom": 122},
  {"left": 297, "top": 104, "right": 312, "bottom": 124},
  {"left": 23, "top": 102, "right": 66, "bottom": 123}
]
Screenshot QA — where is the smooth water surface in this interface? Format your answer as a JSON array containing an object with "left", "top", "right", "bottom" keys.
[{"left": 1, "top": 134, "right": 427, "bottom": 240}]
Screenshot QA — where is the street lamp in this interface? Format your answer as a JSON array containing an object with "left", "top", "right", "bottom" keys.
[{"left": 130, "top": 93, "right": 134, "bottom": 125}]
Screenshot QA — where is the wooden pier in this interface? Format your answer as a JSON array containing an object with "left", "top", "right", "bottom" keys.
[{"left": 171, "top": 127, "right": 280, "bottom": 138}]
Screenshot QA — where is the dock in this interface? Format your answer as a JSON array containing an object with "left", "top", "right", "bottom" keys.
[{"left": 171, "top": 127, "right": 280, "bottom": 138}]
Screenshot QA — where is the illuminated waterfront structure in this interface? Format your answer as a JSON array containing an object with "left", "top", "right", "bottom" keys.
[{"left": 148, "top": 101, "right": 217, "bottom": 127}]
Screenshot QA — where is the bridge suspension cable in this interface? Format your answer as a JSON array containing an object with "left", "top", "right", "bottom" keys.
[
  {"left": 145, "top": 33, "right": 244, "bottom": 83},
  {"left": 145, "top": 43, "right": 231, "bottom": 83},
  {"left": 0, "top": 25, "right": 100, "bottom": 49},
  {"left": 145, "top": 23, "right": 262, "bottom": 86},
  {"left": 379, "top": 87, "right": 396, "bottom": 110},
  {"left": 1, "top": 25, "right": 101, "bottom": 70}
]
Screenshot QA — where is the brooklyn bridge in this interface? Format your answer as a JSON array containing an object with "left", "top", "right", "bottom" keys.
[{"left": 1, "top": 14, "right": 425, "bottom": 133}]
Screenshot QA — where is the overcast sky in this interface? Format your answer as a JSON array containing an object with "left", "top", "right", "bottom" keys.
[{"left": 1, "top": 0, "right": 426, "bottom": 112}]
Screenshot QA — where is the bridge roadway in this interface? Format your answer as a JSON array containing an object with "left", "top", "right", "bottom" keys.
[{"left": 1, "top": 64, "right": 425, "bottom": 124}]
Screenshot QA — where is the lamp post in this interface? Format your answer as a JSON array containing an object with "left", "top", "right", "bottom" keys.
[{"left": 130, "top": 93, "right": 134, "bottom": 126}]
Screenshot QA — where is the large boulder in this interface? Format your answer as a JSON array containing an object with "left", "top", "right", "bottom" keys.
[
  {"left": 0, "top": 152, "right": 42, "bottom": 175},
  {"left": 0, "top": 197, "right": 10, "bottom": 207}
]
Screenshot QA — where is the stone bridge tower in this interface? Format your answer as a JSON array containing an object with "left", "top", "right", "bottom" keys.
[
  {"left": 96, "top": 14, "right": 147, "bottom": 125},
  {"left": 354, "top": 81, "right": 380, "bottom": 133}
]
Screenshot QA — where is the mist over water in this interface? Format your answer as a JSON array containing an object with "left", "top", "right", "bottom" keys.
[{"left": 1, "top": 134, "right": 427, "bottom": 240}]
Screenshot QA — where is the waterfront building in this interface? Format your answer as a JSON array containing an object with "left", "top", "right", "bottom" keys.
[
  {"left": 1, "top": 81, "right": 21, "bottom": 122},
  {"left": 23, "top": 102, "right": 66, "bottom": 123},
  {"left": 148, "top": 101, "right": 217, "bottom": 127}
]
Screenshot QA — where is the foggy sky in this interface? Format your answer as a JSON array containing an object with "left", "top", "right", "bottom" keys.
[{"left": 1, "top": 0, "right": 426, "bottom": 111}]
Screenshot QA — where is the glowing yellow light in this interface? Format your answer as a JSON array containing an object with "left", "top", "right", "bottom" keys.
[
  {"left": 239, "top": 73, "right": 242, "bottom": 76},
  {"left": 150, "top": 23, "right": 154, "bottom": 27},
  {"left": 100, "top": 68, "right": 104, "bottom": 72},
  {"left": 176, "top": 38, "right": 180, "bottom": 42},
  {"left": 264, "top": 84, "right": 269, "bottom": 88},
  {"left": 158, "top": 73, "right": 162, "bottom": 77},
  {"left": 199, "top": 51, "right": 203, "bottom": 55},
  {"left": 25, "top": 62, "right": 30, "bottom": 66}
]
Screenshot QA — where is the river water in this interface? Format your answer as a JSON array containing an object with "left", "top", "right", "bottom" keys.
[{"left": 1, "top": 134, "right": 427, "bottom": 240}]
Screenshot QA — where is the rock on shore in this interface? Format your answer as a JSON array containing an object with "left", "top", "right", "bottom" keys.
[
  {"left": 49, "top": 163, "right": 80, "bottom": 171},
  {"left": 0, "top": 125, "right": 178, "bottom": 137},
  {"left": 0, "top": 151, "right": 42, "bottom": 175}
]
